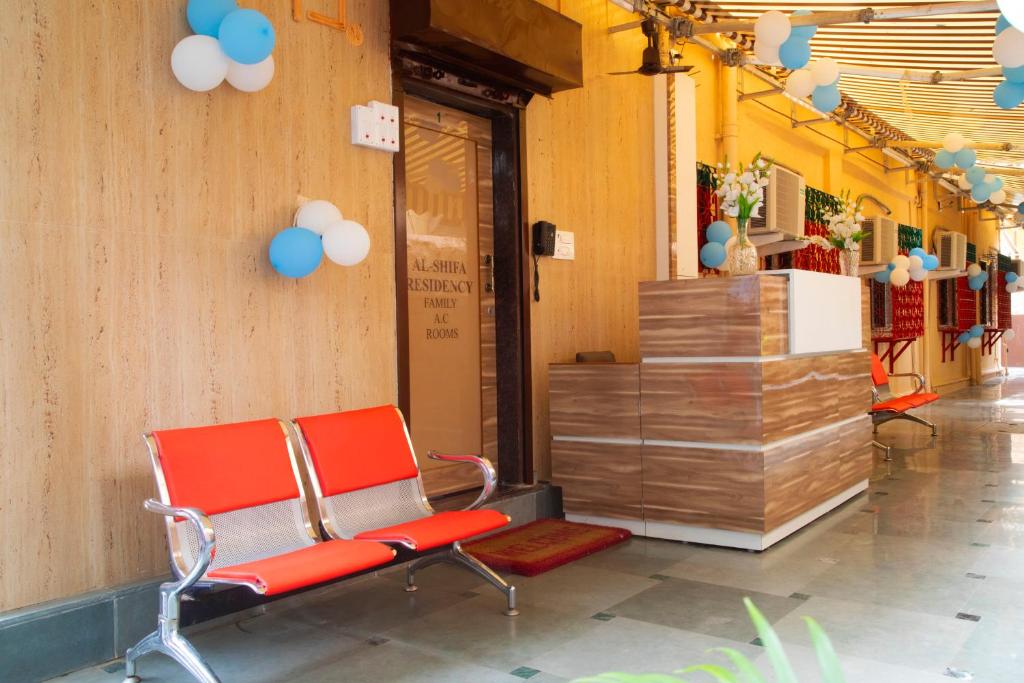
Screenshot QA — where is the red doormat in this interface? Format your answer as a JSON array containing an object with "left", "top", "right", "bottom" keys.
[{"left": 463, "top": 518, "right": 632, "bottom": 577}]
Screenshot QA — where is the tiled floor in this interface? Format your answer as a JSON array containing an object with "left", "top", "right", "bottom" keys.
[{"left": 55, "top": 373, "right": 1024, "bottom": 682}]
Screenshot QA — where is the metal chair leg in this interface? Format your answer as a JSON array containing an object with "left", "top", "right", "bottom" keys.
[
  {"left": 896, "top": 412, "right": 938, "bottom": 436},
  {"left": 123, "top": 583, "right": 220, "bottom": 683},
  {"left": 450, "top": 541, "right": 519, "bottom": 617},
  {"left": 404, "top": 551, "right": 449, "bottom": 593},
  {"left": 872, "top": 440, "right": 892, "bottom": 462}
]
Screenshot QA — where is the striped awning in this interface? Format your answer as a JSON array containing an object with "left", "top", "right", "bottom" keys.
[{"left": 693, "top": 2, "right": 1024, "bottom": 200}]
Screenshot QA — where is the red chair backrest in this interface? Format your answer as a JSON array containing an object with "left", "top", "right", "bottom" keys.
[
  {"left": 296, "top": 406, "right": 420, "bottom": 496},
  {"left": 152, "top": 419, "right": 301, "bottom": 516},
  {"left": 870, "top": 353, "right": 889, "bottom": 387}
]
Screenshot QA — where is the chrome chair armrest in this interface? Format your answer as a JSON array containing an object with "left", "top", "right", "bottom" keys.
[
  {"left": 888, "top": 372, "right": 927, "bottom": 395},
  {"left": 426, "top": 451, "right": 497, "bottom": 511},
  {"left": 144, "top": 499, "right": 216, "bottom": 589}
]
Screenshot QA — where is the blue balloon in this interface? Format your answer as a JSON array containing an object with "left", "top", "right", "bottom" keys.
[
  {"left": 957, "top": 332, "right": 971, "bottom": 344},
  {"left": 955, "top": 148, "right": 977, "bottom": 170},
  {"left": 972, "top": 183, "right": 992, "bottom": 203},
  {"left": 970, "top": 324, "right": 986, "bottom": 338},
  {"left": 812, "top": 84, "right": 842, "bottom": 113},
  {"left": 1005, "top": 65, "right": 1024, "bottom": 84},
  {"left": 779, "top": 37, "right": 812, "bottom": 70},
  {"left": 706, "top": 221, "right": 733, "bottom": 245},
  {"left": 269, "top": 227, "right": 323, "bottom": 278},
  {"left": 791, "top": 9, "right": 817, "bottom": 40},
  {"left": 966, "top": 166, "right": 987, "bottom": 185},
  {"left": 934, "top": 149, "right": 956, "bottom": 170},
  {"left": 1019, "top": 202, "right": 1024, "bottom": 215},
  {"left": 998, "top": 14, "right": 1011, "bottom": 35},
  {"left": 969, "top": 275, "right": 986, "bottom": 291},
  {"left": 187, "top": 0, "right": 238, "bottom": 36},
  {"left": 923, "top": 254, "right": 940, "bottom": 271},
  {"left": 995, "top": 80, "right": 1024, "bottom": 110},
  {"left": 887, "top": 262, "right": 897, "bottom": 272},
  {"left": 218, "top": 9, "right": 275, "bottom": 65},
  {"left": 1008, "top": 272, "right": 1019, "bottom": 283},
  {"left": 909, "top": 247, "right": 927, "bottom": 259},
  {"left": 991, "top": 177, "right": 1005, "bottom": 192},
  {"left": 700, "top": 242, "right": 727, "bottom": 269},
  {"left": 874, "top": 269, "right": 891, "bottom": 284}
]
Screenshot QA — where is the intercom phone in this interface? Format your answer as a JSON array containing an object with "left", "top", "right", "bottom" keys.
[{"left": 532, "top": 221, "right": 557, "bottom": 257}]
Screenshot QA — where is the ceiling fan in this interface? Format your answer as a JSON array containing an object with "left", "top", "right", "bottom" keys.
[{"left": 609, "top": 18, "right": 694, "bottom": 76}]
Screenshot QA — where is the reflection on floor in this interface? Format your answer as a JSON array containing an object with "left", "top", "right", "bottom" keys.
[{"left": 56, "top": 374, "right": 1024, "bottom": 682}]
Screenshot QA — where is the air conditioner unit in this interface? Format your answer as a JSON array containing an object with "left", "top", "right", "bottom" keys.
[
  {"left": 859, "top": 216, "right": 899, "bottom": 266},
  {"left": 932, "top": 230, "right": 968, "bottom": 271},
  {"left": 748, "top": 166, "right": 806, "bottom": 240}
]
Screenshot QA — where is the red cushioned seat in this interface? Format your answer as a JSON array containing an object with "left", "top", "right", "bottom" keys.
[
  {"left": 354, "top": 509, "right": 510, "bottom": 552},
  {"left": 872, "top": 392, "right": 939, "bottom": 414},
  {"left": 208, "top": 538, "right": 395, "bottom": 595}
]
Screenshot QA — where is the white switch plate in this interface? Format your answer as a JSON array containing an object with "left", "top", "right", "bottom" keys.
[
  {"left": 351, "top": 101, "right": 400, "bottom": 152},
  {"left": 553, "top": 230, "right": 575, "bottom": 260}
]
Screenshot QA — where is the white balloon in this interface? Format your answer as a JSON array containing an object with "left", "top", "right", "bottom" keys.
[
  {"left": 908, "top": 255, "right": 924, "bottom": 271},
  {"left": 786, "top": 69, "right": 816, "bottom": 98},
  {"left": 958, "top": 174, "right": 974, "bottom": 191},
  {"left": 994, "top": 27, "right": 1024, "bottom": 69},
  {"left": 1000, "top": 0, "right": 1024, "bottom": 31},
  {"left": 991, "top": 189, "right": 1008, "bottom": 205},
  {"left": 910, "top": 268, "right": 928, "bottom": 282},
  {"left": 322, "top": 220, "right": 371, "bottom": 266},
  {"left": 755, "top": 11, "right": 791, "bottom": 47},
  {"left": 890, "top": 267, "right": 910, "bottom": 287},
  {"left": 968, "top": 336, "right": 982, "bottom": 349},
  {"left": 1008, "top": 282, "right": 1018, "bottom": 293},
  {"left": 968, "top": 263, "right": 983, "bottom": 278},
  {"left": 891, "top": 254, "right": 910, "bottom": 270},
  {"left": 294, "top": 200, "right": 343, "bottom": 236},
  {"left": 1005, "top": 329, "right": 1017, "bottom": 341},
  {"left": 171, "top": 35, "right": 229, "bottom": 92},
  {"left": 754, "top": 41, "right": 781, "bottom": 66},
  {"left": 226, "top": 55, "right": 275, "bottom": 92},
  {"left": 811, "top": 58, "right": 840, "bottom": 86},
  {"left": 943, "top": 132, "right": 966, "bottom": 154}
]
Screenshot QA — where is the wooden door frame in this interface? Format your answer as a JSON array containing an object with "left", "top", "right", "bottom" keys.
[{"left": 392, "top": 72, "right": 533, "bottom": 487}]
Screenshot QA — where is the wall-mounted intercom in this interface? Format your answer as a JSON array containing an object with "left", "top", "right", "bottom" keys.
[{"left": 533, "top": 221, "right": 556, "bottom": 256}]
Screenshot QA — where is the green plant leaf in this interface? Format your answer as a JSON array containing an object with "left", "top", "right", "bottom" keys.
[
  {"left": 707, "top": 647, "right": 766, "bottom": 683},
  {"left": 743, "top": 598, "right": 797, "bottom": 683},
  {"left": 803, "top": 616, "right": 845, "bottom": 683},
  {"left": 677, "top": 664, "right": 738, "bottom": 682}
]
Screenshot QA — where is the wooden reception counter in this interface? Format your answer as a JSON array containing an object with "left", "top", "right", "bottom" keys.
[{"left": 550, "top": 272, "right": 873, "bottom": 550}]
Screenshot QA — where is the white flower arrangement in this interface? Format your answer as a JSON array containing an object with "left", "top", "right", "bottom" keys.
[
  {"left": 805, "top": 190, "right": 869, "bottom": 251},
  {"left": 714, "top": 154, "right": 773, "bottom": 221}
]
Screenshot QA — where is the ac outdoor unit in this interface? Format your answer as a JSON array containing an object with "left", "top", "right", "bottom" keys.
[
  {"left": 860, "top": 216, "right": 899, "bottom": 266},
  {"left": 1010, "top": 258, "right": 1024, "bottom": 277},
  {"left": 748, "top": 166, "right": 806, "bottom": 240},
  {"left": 933, "top": 230, "right": 968, "bottom": 271}
]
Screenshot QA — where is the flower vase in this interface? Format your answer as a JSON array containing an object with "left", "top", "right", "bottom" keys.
[
  {"left": 728, "top": 218, "right": 759, "bottom": 276},
  {"left": 839, "top": 245, "right": 860, "bottom": 278}
]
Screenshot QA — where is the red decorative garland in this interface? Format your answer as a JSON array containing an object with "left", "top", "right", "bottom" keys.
[
  {"left": 696, "top": 185, "right": 719, "bottom": 274},
  {"left": 956, "top": 276, "right": 976, "bottom": 333},
  {"left": 998, "top": 271, "right": 1012, "bottom": 330},
  {"left": 791, "top": 221, "right": 840, "bottom": 274}
]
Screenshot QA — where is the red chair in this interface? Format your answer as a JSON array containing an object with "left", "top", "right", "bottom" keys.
[
  {"left": 870, "top": 353, "right": 939, "bottom": 457},
  {"left": 293, "top": 405, "right": 518, "bottom": 615},
  {"left": 124, "top": 419, "right": 396, "bottom": 683}
]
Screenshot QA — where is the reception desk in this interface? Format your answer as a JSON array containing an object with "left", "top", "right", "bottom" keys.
[{"left": 550, "top": 271, "right": 873, "bottom": 550}]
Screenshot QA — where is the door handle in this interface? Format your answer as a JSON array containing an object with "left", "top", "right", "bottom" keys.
[{"left": 484, "top": 254, "right": 495, "bottom": 294}]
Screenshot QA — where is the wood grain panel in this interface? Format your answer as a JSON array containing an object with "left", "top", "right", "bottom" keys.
[
  {"left": 551, "top": 440, "right": 642, "bottom": 520},
  {"left": 641, "top": 362, "right": 763, "bottom": 444},
  {"left": 639, "top": 275, "right": 789, "bottom": 358},
  {"left": 763, "top": 415, "right": 872, "bottom": 531},
  {"left": 761, "top": 350, "right": 872, "bottom": 442},
  {"left": 0, "top": 0, "right": 395, "bottom": 612},
  {"left": 549, "top": 363, "right": 640, "bottom": 439},
  {"left": 642, "top": 445, "right": 765, "bottom": 532}
]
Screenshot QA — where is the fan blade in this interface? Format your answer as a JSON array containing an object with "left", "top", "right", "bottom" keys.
[
  {"left": 662, "top": 65, "right": 694, "bottom": 73},
  {"left": 607, "top": 70, "right": 641, "bottom": 76}
]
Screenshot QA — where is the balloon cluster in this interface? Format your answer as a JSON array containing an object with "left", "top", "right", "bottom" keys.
[
  {"left": 994, "top": 13, "right": 1024, "bottom": 109},
  {"left": 171, "top": 0, "right": 276, "bottom": 93},
  {"left": 1005, "top": 270, "right": 1021, "bottom": 293},
  {"left": 755, "top": 9, "right": 842, "bottom": 112},
  {"left": 699, "top": 220, "right": 733, "bottom": 269},
  {"left": 957, "top": 324, "right": 987, "bottom": 349},
  {"left": 269, "top": 200, "right": 371, "bottom": 278},
  {"left": 936, "top": 133, "right": 1008, "bottom": 206},
  {"left": 966, "top": 263, "right": 990, "bottom": 291},
  {"left": 874, "top": 248, "right": 939, "bottom": 287}
]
